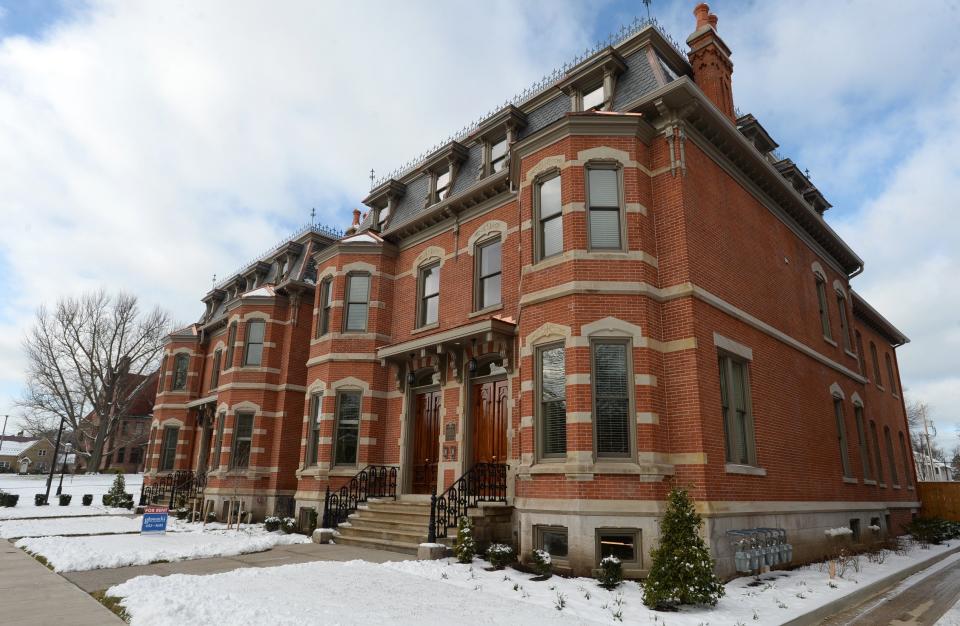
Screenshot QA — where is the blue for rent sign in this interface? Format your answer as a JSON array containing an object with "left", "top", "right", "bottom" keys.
[{"left": 141, "top": 505, "right": 169, "bottom": 534}]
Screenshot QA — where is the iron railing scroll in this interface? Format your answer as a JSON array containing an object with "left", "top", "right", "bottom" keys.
[
  {"left": 428, "top": 463, "right": 508, "bottom": 543},
  {"left": 321, "top": 465, "right": 398, "bottom": 528}
]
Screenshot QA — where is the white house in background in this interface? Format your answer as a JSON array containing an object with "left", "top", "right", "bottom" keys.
[
  {"left": 0, "top": 436, "right": 56, "bottom": 474},
  {"left": 916, "top": 458, "right": 957, "bottom": 482}
]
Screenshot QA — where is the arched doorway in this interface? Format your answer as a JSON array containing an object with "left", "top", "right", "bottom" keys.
[
  {"left": 469, "top": 355, "right": 508, "bottom": 466},
  {"left": 409, "top": 368, "right": 441, "bottom": 495},
  {"left": 18, "top": 458, "right": 29, "bottom": 474}
]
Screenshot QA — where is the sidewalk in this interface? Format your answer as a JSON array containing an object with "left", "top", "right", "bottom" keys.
[
  {"left": 0, "top": 540, "right": 123, "bottom": 625},
  {"left": 64, "top": 540, "right": 414, "bottom": 593}
]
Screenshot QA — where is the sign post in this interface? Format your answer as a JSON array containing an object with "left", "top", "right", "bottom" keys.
[{"left": 141, "top": 505, "right": 169, "bottom": 535}]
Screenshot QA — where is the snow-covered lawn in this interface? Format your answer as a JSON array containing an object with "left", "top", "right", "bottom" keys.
[
  {"left": 0, "top": 473, "right": 143, "bottom": 519},
  {"left": 106, "top": 540, "right": 958, "bottom": 625},
  {"left": 17, "top": 526, "right": 309, "bottom": 572},
  {"left": 0, "top": 514, "right": 257, "bottom": 538}
]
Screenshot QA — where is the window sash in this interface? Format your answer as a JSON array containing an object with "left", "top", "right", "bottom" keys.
[
  {"left": 537, "top": 175, "right": 562, "bottom": 260},
  {"left": 231, "top": 413, "right": 254, "bottom": 469},
  {"left": 172, "top": 354, "right": 189, "bottom": 391},
  {"left": 318, "top": 278, "right": 332, "bottom": 336},
  {"left": 834, "top": 399, "right": 852, "bottom": 478},
  {"left": 211, "top": 350, "right": 222, "bottom": 388},
  {"left": 435, "top": 170, "right": 451, "bottom": 201},
  {"left": 333, "top": 391, "right": 361, "bottom": 466},
  {"left": 307, "top": 394, "right": 321, "bottom": 466},
  {"left": 885, "top": 355, "right": 898, "bottom": 395},
  {"left": 244, "top": 320, "right": 265, "bottom": 366},
  {"left": 592, "top": 341, "right": 631, "bottom": 457},
  {"left": 855, "top": 332, "right": 866, "bottom": 375},
  {"left": 210, "top": 412, "right": 225, "bottom": 470},
  {"left": 899, "top": 432, "right": 912, "bottom": 486},
  {"left": 855, "top": 407, "right": 873, "bottom": 481},
  {"left": 837, "top": 296, "right": 852, "bottom": 351},
  {"left": 719, "top": 354, "right": 755, "bottom": 465},
  {"left": 582, "top": 84, "right": 604, "bottom": 110},
  {"left": 537, "top": 526, "right": 569, "bottom": 558},
  {"left": 476, "top": 238, "right": 502, "bottom": 309},
  {"left": 884, "top": 428, "right": 899, "bottom": 486},
  {"left": 160, "top": 427, "right": 178, "bottom": 471},
  {"left": 226, "top": 323, "right": 237, "bottom": 369},
  {"left": 816, "top": 278, "right": 832, "bottom": 339},
  {"left": 419, "top": 265, "right": 440, "bottom": 326},
  {"left": 344, "top": 274, "right": 370, "bottom": 332},
  {"left": 870, "top": 421, "right": 884, "bottom": 484},
  {"left": 870, "top": 343, "right": 882, "bottom": 384},
  {"left": 586, "top": 166, "right": 621, "bottom": 251},
  {"left": 490, "top": 139, "right": 507, "bottom": 173},
  {"left": 538, "top": 344, "right": 566, "bottom": 458}
]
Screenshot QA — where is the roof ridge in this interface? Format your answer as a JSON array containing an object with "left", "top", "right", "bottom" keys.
[{"left": 371, "top": 16, "right": 684, "bottom": 189}]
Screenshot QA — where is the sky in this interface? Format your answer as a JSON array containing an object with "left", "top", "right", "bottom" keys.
[{"left": 0, "top": 0, "right": 956, "bottom": 451}]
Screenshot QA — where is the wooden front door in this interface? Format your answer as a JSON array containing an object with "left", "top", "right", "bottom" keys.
[
  {"left": 472, "top": 379, "right": 508, "bottom": 464},
  {"left": 411, "top": 390, "right": 441, "bottom": 494}
]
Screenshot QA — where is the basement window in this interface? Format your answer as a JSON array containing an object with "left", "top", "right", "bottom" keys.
[{"left": 535, "top": 526, "right": 568, "bottom": 560}]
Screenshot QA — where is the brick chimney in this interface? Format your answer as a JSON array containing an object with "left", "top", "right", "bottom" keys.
[{"left": 687, "top": 3, "right": 735, "bottom": 123}]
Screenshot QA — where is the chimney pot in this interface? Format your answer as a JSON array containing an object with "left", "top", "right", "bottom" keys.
[
  {"left": 708, "top": 13, "right": 718, "bottom": 29},
  {"left": 694, "top": 3, "right": 710, "bottom": 29}
]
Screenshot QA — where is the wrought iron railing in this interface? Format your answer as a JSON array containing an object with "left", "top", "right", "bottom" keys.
[
  {"left": 428, "top": 463, "right": 508, "bottom": 542},
  {"left": 139, "top": 470, "right": 207, "bottom": 508},
  {"left": 321, "top": 465, "right": 398, "bottom": 528}
]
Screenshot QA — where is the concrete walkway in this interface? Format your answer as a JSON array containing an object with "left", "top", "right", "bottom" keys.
[
  {"left": 0, "top": 540, "right": 123, "bottom": 625},
  {"left": 65, "top": 540, "right": 414, "bottom": 593}
]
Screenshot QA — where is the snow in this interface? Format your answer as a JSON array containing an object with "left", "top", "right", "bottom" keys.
[
  {"left": 0, "top": 514, "right": 255, "bottom": 538},
  {"left": 0, "top": 473, "right": 143, "bottom": 519},
  {"left": 824, "top": 527, "right": 854, "bottom": 537},
  {"left": 17, "top": 526, "right": 309, "bottom": 572},
  {"left": 107, "top": 539, "right": 958, "bottom": 625},
  {"left": 0, "top": 440, "right": 40, "bottom": 456},
  {"left": 937, "top": 592, "right": 960, "bottom": 625}
]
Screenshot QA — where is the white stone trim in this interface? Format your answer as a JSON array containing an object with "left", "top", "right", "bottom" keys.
[{"left": 713, "top": 333, "right": 753, "bottom": 361}]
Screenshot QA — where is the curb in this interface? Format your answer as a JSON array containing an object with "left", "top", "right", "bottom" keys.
[{"left": 783, "top": 544, "right": 960, "bottom": 626}]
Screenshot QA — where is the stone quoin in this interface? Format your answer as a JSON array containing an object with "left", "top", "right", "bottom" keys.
[{"left": 143, "top": 3, "right": 917, "bottom": 577}]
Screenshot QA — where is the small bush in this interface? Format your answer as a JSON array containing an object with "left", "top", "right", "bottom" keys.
[
  {"left": 58, "top": 494, "right": 72, "bottom": 506},
  {"left": 281, "top": 517, "right": 297, "bottom": 534},
  {"left": 175, "top": 507, "right": 189, "bottom": 520},
  {"left": 206, "top": 511, "right": 218, "bottom": 523},
  {"left": 34, "top": 493, "right": 48, "bottom": 506},
  {"left": 486, "top": 543, "right": 514, "bottom": 570},
  {"left": 105, "top": 472, "right": 126, "bottom": 507},
  {"left": 82, "top": 494, "right": 93, "bottom": 506},
  {"left": 531, "top": 549, "right": 552, "bottom": 578},
  {"left": 4, "top": 493, "right": 19, "bottom": 507},
  {"left": 264, "top": 516, "right": 282, "bottom": 532},
  {"left": 102, "top": 494, "right": 112, "bottom": 506},
  {"left": 907, "top": 517, "right": 960, "bottom": 546},
  {"left": 598, "top": 555, "right": 623, "bottom": 590},
  {"left": 454, "top": 517, "right": 477, "bottom": 564}
]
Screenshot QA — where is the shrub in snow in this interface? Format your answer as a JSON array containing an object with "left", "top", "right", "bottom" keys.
[
  {"left": 907, "top": 517, "right": 960, "bottom": 546},
  {"left": 486, "top": 543, "right": 514, "bottom": 570},
  {"left": 1, "top": 493, "right": 19, "bottom": 507},
  {"left": 175, "top": 508, "right": 189, "bottom": 520},
  {"left": 264, "top": 516, "right": 282, "bottom": 532},
  {"left": 454, "top": 516, "right": 477, "bottom": 564},
  {"left": 34, "top": 494, "right": 48, "bottom": 506},
  {"left": 531, "top": 549, "right": 552, "bottom": 578},
  {"left": 206, "top": 511, "right": 218, "bottom": 523},
  {"left": 281, "top": 517, "right": 297, "bottom": 534},
  {"left": 82, "top": 494, "right": 93, "bottom": 506},
  {"left": 58, "top": 494, "right": 72, "bottom": 506},
  {"left": 598, "top": 555, "right": 623, "bottom": 590},
  {"left": 105, "top": 471, "right": 126, "bottom": 507},
  {"left": 824, "top": 527, "right": 854, "bottom": 537},
  {"left": 642, "top": 487, "right": 724, "bottom": 609}
]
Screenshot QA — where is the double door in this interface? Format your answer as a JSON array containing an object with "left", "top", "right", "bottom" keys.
[{"left": 411, "top": 390, "right": 441, "bottom": 494}]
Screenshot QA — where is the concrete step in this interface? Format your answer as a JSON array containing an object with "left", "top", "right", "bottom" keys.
[
  {"left": 345, "top": 517, "right": 429, "bottom": 532},
  {"left": 334, "top": 534, "right": 423, "bottom": 556},
  {"left": 336, "top": 524, "right": 428, "bottom": 543}
]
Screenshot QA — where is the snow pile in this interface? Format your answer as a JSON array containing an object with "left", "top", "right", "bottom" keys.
[
  {"left": 17, "top": 527, "right": 309, "bottom": 572},
  {"left": 106, "top": 540, "right": 960, "bottom": 626},
  {"left": 0, "top": 473, "right": 143, "bottom": 520},
  {"left": 824, "top": 527, "right": 854, "bottom": 537},
  {"left": 0, "top": 514, "right": 254, "bottom": 538}
]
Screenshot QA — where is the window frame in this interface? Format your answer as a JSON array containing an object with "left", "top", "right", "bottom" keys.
[
  {"left": 833, "top": 397, "right": 853, "bottom": 479},
  {"left": 159, "top": 426, "right": 179, "bottom": 472},
  {"left": 836, "top": 292, "right": 853, "bottom": 352},
  {"left": 488, "top": 136, "right": 508, "bottom": 175},
  {"left": 718, "top": 351, "right": 757, "bottom": 466},
  {"left": 306, "top": 393, "right": 322, "bottom": 466},
  {"left": 171, "top": 354, "right": 189, "bottom": 391},
  {"left": 870, "top": 342, "right": 883, "bottom": 388},
  {"left": 230, "top": 412, "right": 254, "bottom": 470},
  {"left": 332, "top": 390, "right": 362, "bottom": 467},
  {"left": 210, "top": 411, "right": 226, "bottom": 470},
  {"left": 536, "top": 342, "right": 567, "bottom": 461},
  {"left": 317, "top": 277, "right": 333, "bottom": 337},
  {"left": 815, "top": 274, "right": 833, "bottom": 341},
  {"left": 855, "top": 330, "right": 866, "bottom": 375},
  {"left": 225, "top": 322, "right": 238, "bottom": 369},
  {"left": 431, "top": 169, "right": 452, "bottom": 205},
  {"left": 584, "top": 163, "right": 625, "bottom": 252},
  {"left": 854, "top": 405, "right": 873, "bottom": 481},
  {"left": 870, "top": 420, "right": 885, "bottom": 486},
  {"left": 596, "top": 528, "right": 642, "bottom": 568},
  {"left": 210, "top": 349, "right": 222, "bottom": 389},
  {"left": 534, "top": 171, "right": 563, "bottom": 262},
  {"left": 474, "top": 236, "right": 502, "bottom": 311},
  {"left": 343, "top": 272, "right": 371, "bottom": 333},
  {"left": 416, "top": 262, "right": 441, "bottom": 328},
  {"left": 885, "top": 354, "right": 899, "bottom": 397},
  {"left": 899, "top": 431, "right": 913, "bottom": 487},
  {"left": 884, "top": 426, "right": 899, "bottom": 487},
  {"left": 535, "top": 525, "right": 569, "bottom": 562},
  {"left": 590, "top": 338, "right": 635, "bottom": 459},
  {"left": 580, "top": 82, "right": 606, "bottom": 111},
  {"left": 243, "top": 319, "right": 266, "bottom": 367}
]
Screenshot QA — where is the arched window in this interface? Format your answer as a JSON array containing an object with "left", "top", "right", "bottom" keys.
[
  {"left": 885, "top": 354, "right": 898, "bottom": 396},
  {"left": 899, "top": 431, "right": 913, "bottom": 488},
  {"left": 869, "top": 342, "right": 882, "bottom": 387},
  {"left": 832, "top": 395, "right": 852, "bottom": 478},
  {"left": 535, "top": 173, "right": 562, "bottom": 261},
  {"left": 854, "top": 404, "right": 873, "bottom": 481},
  {"left": 870, "top": 420, "right": 884, "bottom": 485},
  {"left": 317, "top": 277, "right": 333, "bottom": 337},
  {"left": 225, "top": 322, "right": 238, "bottom": 369},
  {"left": 171, "top": 354, "right": 189, "bottom": 391},
  {"left": 417, "top": 263, "right": 440, "bottom": 327},
  {"left": 474, "top": 237, "right": 502, "bottom": 310},
  {"left": 884, "top": 426, "right": 899, "bottom": 487},
  {"left": 814, "top": 271, "right": 832, "bottom": 341},
  {"left": 836, "top": 291, "right": 853, "bottom": 352}
]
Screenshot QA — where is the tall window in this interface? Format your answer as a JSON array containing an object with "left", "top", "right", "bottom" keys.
[
  {"left": 210, "top": 411, "right": 225, "bottom": 470},
  {"left": 884, "top": 426, "right": 899, "bottom": 487},
  {"left": 854, "top": 405, "right": 873, "bottom": 481},
  {"left": 538, "top": 344, "right": 566, "bottom": 459},
  {"left": 833, "top": 398, "right": 852, "bottom": 478},
  {"left": 592, "top": 341, "right": 631, "bottom": 457},
  {"left": 536, "top": 174, "right": 562, "bottom": 260},
  {"left": 159, "top": 427, "right": 178, "bottom": 471},
  {"left": 318, "top": 277, "right": 333, "bottom": 337},
  {"left": 885, "top": 354, "right": 898, "bottom": 396},
  {"left": 243, "top": 320, "right": 265, "bottom": 366},
  {"left": 231, "top": 412, "right": 253, "bottom": 469},
  {"left": 899, "top": 432, "right": 913, "bottom": 487},
  {"left": 418, "top": 263, "right": 440, "bottom": 327},
  {"left": 344, "top": 273, "right": 370, "bottom": 332},
  {"left": 160, "top": 355, "right": 168, "bottom": 388},
  {"left": 870, "top": 342, "right": 882, "bottom": 386},
  {"left": 210, "top": 349, "right": 222, "bottom": 388},
  {"left": 837, "top": 294, "right": 852, "bottom": 351},
  {"left": 171, "top": 354, "right": 189, "bottom": 391},
  {"left": 855, "top": 331, "right": 866, "bottom": 375},
  {"left": 475, "top": 238, "right": 502, "bottom": 310},
  {"left": 870, "top": 420, "right": 884, "bottom": 485},
  {"left": 116, "top": 447, "right": 125, "bottom": 463},
  {"left": 225, "top": 322, "right": 238, "bottom": 369},
  {"left": 306, "top": 393, "right": 321, "bottom": 466},
  {"left": 333, "top": 391, "right": 361, "bottom": 466},
  {"left": 433, "top": 170, "right": 451, "bottom": 204},
  {"left": 718, "top": 353, "right": 756, "bottom": 465},
  {"left": 490, "top": 137, "right": 508, "bottom": 174},
  {"left": 587, "top": 167, "right": 622, "bottom": 250},
  {"left": 815, "top": 275, "right": 832, "bottom": 340}
]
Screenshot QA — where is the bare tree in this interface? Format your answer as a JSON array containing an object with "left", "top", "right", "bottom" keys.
[
  {"left": 18, "top": 290, "right": 170, "bottom": 472},
  {"left": 906, "top": 396, "right": 937, "bottom": 480}
]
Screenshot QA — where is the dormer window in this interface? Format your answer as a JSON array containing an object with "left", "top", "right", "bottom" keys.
[
  {"left": 581, "top": 83, "right": 605, "bottom": 110},
  {"left": 433, "top": 170, "right": 452, "bottom": 204},
  {"left": 490, "top": 137, "right": 508, "bottom": 173},
  {"left": 377, "top": 204, "right": 391, "bottom": 230}
]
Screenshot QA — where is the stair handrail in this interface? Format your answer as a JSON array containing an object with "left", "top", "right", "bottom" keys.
[
  {"left": 321, "top": 464, "right": 398, "bottom": 528},
  {"left": 428, "top": 462, "right": 508, "bottom": 543},
  {"left": 139, "top": 469, "right": 207, "bottom": 508}
]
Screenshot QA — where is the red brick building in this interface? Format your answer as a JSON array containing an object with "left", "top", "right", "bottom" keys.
[
  {"left": 77, "top": 372, "right": 159, "bottom": 474},
  {"left": 145, "top": 4, "right": 916, "bottom": 576}
]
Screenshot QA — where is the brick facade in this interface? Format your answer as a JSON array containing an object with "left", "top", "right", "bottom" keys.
[{"left": 145, "top": 4, "right": 917, "bottom": 577}]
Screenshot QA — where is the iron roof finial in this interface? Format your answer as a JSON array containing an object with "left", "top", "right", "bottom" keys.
[{"left": 642, "top": 0, "right": 652, "bottom": 20}]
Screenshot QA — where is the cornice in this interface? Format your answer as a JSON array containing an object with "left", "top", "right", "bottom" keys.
[
  {"left": 852, "top": 290, "right": 909, "bottom": 346},
  {"left": 468, "top": 104, "right": 527, "bottom": 143}
]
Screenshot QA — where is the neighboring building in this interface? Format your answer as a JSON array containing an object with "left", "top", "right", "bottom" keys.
[
  {"left": 76, "top": 371, "right": 159, "bottom": 474},
  {"left": 916, "top": 459, "right": 957, "bottom": 482},
  {"left": 0, "top": 436, "right": 56, "bottom": 474},
  {"left": 144, "top": 4, "right": 917, "bottom": 577}
]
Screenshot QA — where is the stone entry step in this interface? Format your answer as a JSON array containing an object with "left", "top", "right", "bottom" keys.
[{"left": 334, "top": 498, "right": 434, "bottom": 556}]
